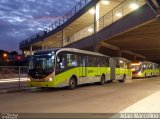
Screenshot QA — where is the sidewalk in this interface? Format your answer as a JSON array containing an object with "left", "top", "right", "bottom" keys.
[
  {"left": 0, "top": 78, "right": 28, "bottom": 83},
  {"left": 120, "top": 91, "right": 160, "bottom": 113}
]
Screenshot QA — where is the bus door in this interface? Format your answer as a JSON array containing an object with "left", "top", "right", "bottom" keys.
[
  {"left": 97, "top": 57, "right": 101, "bottom": 76},
  {"left": 120, "top": 61, "right": 126, "bottom": 78},
  {"left": 79, "top": 55, "right": 86, "bottom": 77},
  {"left": 115, "top": 60, "right": 121, "bottom": 78}
]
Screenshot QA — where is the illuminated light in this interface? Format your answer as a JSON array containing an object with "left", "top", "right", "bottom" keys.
[
  {"left": 115, "top": 13, "right": 122, "bottom": 17},
  {"left": 138, "top": 72, "right": 142, "bottom": 76},
  {"left": 132, "top": 68, "right": 136, "bottom": 71},
  {"left": 131, "top": 63, "right": 141, "bottom": 66},
  {"left": 51, "top": 56, "right": 55, "bottom": 59},
  {"left": 3, "top": 53, "right": 8, "bottom": 57},
  {"left": 101, "top": 0, "right": 110, "bottom": 5},
  {"left": 89, "top": 9, "right": 95, "bottom": 14},
  {"left": 119, "top": 60, "right": 123, "bottom": 63},
  {"left": 130, "top": 3, "right": 139, "bottom": 10},
  {"left": 17, "top": 56, "right": 21, "bottom": 60},
  {"left": 49, "top": 78, "right": 52, "bottom": 82},
  {"left": 27, "top": 78, "right": 31, "bottom": 82},
  {"left": 88, "top": 28, "right": 94, "bottom": 32}
]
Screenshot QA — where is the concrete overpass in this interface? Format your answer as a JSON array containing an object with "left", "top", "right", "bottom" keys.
[{"left": 19, "top": 0, "right": 160, "bottom": 62}]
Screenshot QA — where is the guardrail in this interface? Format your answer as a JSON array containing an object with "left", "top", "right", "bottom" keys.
[
  {"left": 20, "top": 0, "right": 92, "bottom": 48},
  {"left": 65, "top": 0, "right": 146, "bottom": 45},
  {"left": 0, "top": 66, "right": 29, "bottom": 90}
]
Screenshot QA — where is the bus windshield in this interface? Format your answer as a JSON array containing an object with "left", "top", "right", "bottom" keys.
[
  {"left": 132, "top": 64, "right": 141, "bottom": 72},
  {"left": 29, "top": 53, "right": 55, "bottom": 78}
]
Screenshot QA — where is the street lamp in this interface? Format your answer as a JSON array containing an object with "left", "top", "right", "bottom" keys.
[{"left": 3, "top": 53, "right": 7, "bottom": 58}]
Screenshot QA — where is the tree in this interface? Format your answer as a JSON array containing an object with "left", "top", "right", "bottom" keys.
[
  {"left": 10, "top": 51, "right": 18, "bottom": 56},
  {"left": 0, "top": 50, "right": 4, "bottom": 60}
]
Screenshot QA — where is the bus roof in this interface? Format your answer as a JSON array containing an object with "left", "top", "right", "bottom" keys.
[
  {"left": 34, "top": 48, "right": 60, "bottom": 55},
  {"left": 132, "top": 61, "right": 159, "bottom": 65},
  {"left": 114, "top": 57, "right": 131, "bottom": 63},
  {"left": 34, "top": 48, "right": 109, "bottom": 57}
]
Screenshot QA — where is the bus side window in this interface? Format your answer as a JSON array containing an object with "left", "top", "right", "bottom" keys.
[
  {"left": 124, "top": 63, "right": 127, "bottom": 69},
  {"left": 101, "top": 58, "right": 106, "bottom": 67},
  {"left": 120, "top": 61, "right": 124, "bottom": 68},
  {"left": 105, "top": 58, "right": 109, "bottom": 67},
  {"left": 127, "top": 63, "right": 131, "bottom": 69},
  {"left": 97, "top": 57, "right": 100, "bottom": 67},
  {"left": 91, "top": 56, "right": 97, "bottom": 66},
  {"left": 66, "top": 54, "right": 78, "bottom": 67},
  {"left": 116, "top": 59, "right": 120, "bottom": 68},
  {"left": 56, "top": 53, "right": 66, "bottom": 70},
  {"left": 78, "top": 55, "right": 85, "bottom": 67},
  {"left": 142, "top": 64, "right": 146, "bottom": 70},
  {"left": 86, "top": 56, "right": 91, "bottom": 67}
]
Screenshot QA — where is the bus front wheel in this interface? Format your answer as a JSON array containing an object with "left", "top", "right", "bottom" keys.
[
  {"left": 69, "top": 77, "right": 77, "bottom": 89},
  {"left": 100, "top": 75, "right": 106, "bottom": 85}
]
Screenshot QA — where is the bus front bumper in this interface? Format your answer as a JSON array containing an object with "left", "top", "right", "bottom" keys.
[
  {"left": 132, "top": 74, "right": 144, "bottom": 78},
  {"left": 28, "top": 81, "right": 55, "bottom": 88}
]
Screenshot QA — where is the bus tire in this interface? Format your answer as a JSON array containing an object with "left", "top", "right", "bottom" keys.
[
  {"left": 69, "top": 77, "right": 77, "bottom": 89},
  {"left": 100, "top": 74, "right": 106, "bottom": 85},
  {"left": 119, "top": 74, "right": 126, "bottom": 83}
]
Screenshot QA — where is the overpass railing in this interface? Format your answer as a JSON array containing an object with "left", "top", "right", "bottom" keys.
[
  {"left": 65, "top": 0, "right": 146, "bottom": 46},
  {"left": 0, "top": 66, "right": 29, "bottom": 90},
  {"left": 20, "top": 0, "right": 92, "bottom": 48}
]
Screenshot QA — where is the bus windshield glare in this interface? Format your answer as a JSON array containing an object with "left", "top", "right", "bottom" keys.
[
  {"left": 29, "top": 53, "right": 55, "bottom": 78},
  {"left": 132, "top": 64, "right": 141, "bottom": 71}
]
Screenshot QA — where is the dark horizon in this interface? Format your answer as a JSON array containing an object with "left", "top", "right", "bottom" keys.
[{"left": 0, "top": 0, "right": 80, "bottom": 54}]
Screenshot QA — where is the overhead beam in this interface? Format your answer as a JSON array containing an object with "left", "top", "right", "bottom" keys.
[
  {"left": 122, "top": 50, "right": 146, "bottom": 59},
  {"left": 96, "top": 42, "right": 146, "bottom": 59},
  {"left": 99, "top": 42, "right": 120, "bottom": 51}
]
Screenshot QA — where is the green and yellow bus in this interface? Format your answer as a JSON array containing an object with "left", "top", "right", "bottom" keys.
[
  {"left": 28, "top": 48, "right": 131, "bottom": 89},
  {"left": 110, "top": 57, "right": 132, "bottom": 82},
  {"left": 132, "top": 61, "right": 159, "bottom": 78}
]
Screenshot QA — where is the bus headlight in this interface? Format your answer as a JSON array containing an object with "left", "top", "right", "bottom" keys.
[
  {"left": 138, "top": 72, "right": 142, "bottom": 75},
  {"left": 49, "top": 78, "right": 53, "bottom": 82},
  {"left": 27, "top": 78, "right": 31, "bottom": 82}
]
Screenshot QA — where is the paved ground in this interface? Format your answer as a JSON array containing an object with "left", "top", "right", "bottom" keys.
[{"left": 0, "top": 77, "right": 160, "bottom": 113}]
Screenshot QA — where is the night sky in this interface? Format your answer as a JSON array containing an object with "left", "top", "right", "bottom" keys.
[{"left": 0, "top": 0, "right": 80, "bottom": 53}]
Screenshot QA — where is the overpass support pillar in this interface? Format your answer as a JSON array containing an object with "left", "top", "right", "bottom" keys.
[{"left": 30, "top": 45, "right": 33, "bottom": 55}]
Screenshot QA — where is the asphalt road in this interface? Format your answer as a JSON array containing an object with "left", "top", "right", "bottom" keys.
[{"left": 0, "top": 77, "right": 160, "bottom": 113}]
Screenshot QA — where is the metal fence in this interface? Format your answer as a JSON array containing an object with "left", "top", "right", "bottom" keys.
[{"left": 0, "top": 66, "right": 29, "bottom": 90}]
